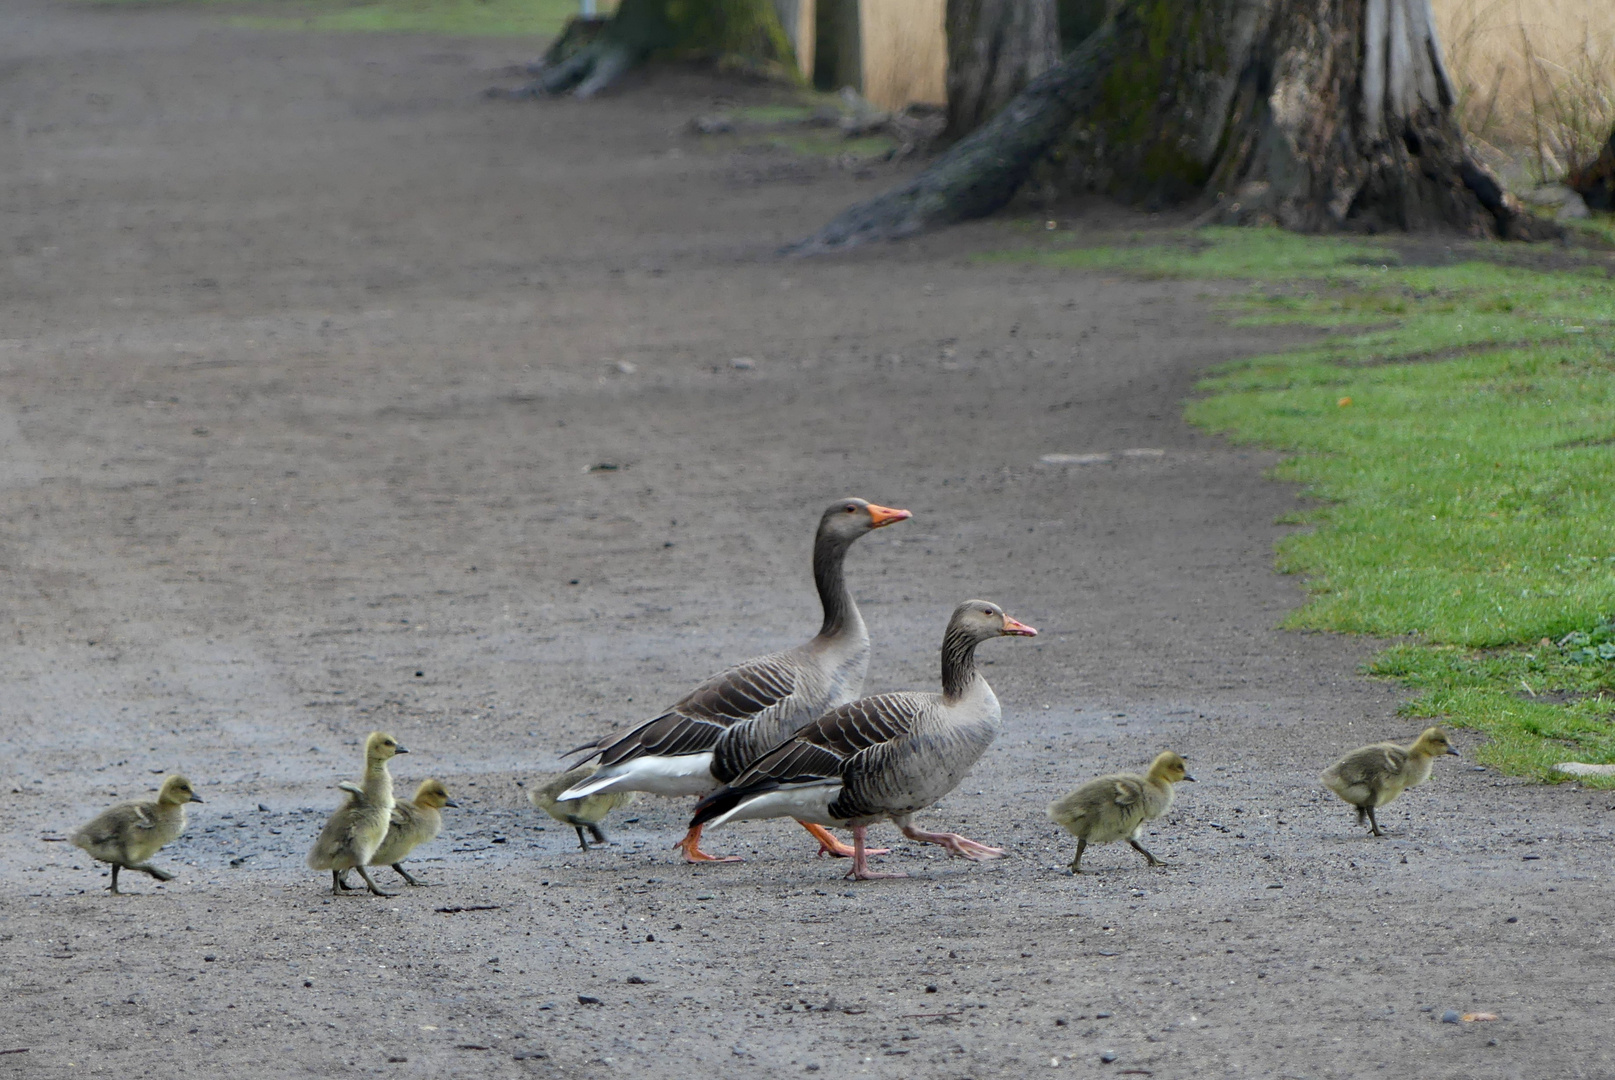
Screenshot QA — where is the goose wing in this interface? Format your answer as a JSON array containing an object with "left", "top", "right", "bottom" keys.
[
  {"left": 690, "top": 693, "right": 919, "bottom": 825},
  {"left": 590, "top": 653, "right": 801, "bottom": 767}
]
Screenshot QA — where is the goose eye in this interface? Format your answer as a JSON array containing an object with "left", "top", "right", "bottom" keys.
[{"left": 845, "top": 506, "right": 857, "bottom": 513}]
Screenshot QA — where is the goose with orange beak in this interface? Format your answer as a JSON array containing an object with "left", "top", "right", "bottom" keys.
[
  {"left": 691, "top": 600, "right": 1037, "bottom": 880},
  {"left": 561, "top": 498, "right": 911, "bottom": 862}
]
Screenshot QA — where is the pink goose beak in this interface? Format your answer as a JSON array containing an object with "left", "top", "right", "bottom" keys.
[
  {"left": 1000, "top": 615, "right": 1038, "bottom": 637},
  {"left": 866, "top": 504, "right": 912, "bottom": 528}
]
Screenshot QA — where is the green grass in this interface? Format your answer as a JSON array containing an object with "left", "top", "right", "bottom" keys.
[
  {"left": 89, "top": 0, "right": 578, "bottom": 37},
  {"left": 1017, "top": 227, "right": 1615, "bottom": 784}
]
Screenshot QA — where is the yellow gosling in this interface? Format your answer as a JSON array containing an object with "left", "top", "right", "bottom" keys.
[
  {"left": 71, "top": 775, "right": 203, "bottom": 894},
  {"left": 532, "top": 765, "right": 635, "bottom": 851},
  {"left": 307, "top": 731, "right": 407, "bottom": 897},
  {"left": 367, "top": 778, "right": 457, "bottom": 886},
  {"left": 1047, "top": 751, "right": 1194, "bottom": 873},
  {"left": 1320, "top": 726, "right": 1459, "bottom": 837}
]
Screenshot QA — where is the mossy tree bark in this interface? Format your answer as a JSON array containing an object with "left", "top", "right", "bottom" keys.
[
  {"left": 944, "top": 0, "right": 1061, "bottom": 141},
  {"left": 534, "top": 0, "right": 793, "bottom": 99},
  {"left": 792, "top": 0, "right": 1553, "bottom": 253},
  {"left": 1568, "top": 124, "right": 1615, "bottom": 212}
]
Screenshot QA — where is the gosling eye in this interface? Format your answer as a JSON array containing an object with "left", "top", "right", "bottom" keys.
[{"left": 844, "top": 505, "right": 857, "bottom": 514}]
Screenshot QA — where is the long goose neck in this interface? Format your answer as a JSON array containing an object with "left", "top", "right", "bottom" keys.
[
  {"left": 941, "top": 626, "right": 984, "bottom": 702},
  {"left": 812, "top": 532, "right": 859, "bottom": 640}
]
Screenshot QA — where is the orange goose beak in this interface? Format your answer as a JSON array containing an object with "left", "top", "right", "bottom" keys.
[
  {"left": 1000, "top": 615, "right": 1038, "bottom": 637},
  {"left": 866, "top": 504, "right": 912, "bottom": 528}
]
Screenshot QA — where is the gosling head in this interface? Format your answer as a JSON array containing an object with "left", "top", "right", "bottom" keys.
[
  {"left": 365, "top": 731, "right": 408, "bottom": 761},
  {"left": 950, "top": 600, "right": 1039, "bottom": 644},
  {"left": 157, "top": 775, "right": 204, "bottom": 805},
  {"left": 818, "top": 497, "right": 912, "bottom": 544},
  {"left": 413, "top": 778, "right": 457, "bottom": 810},
  {"left": 1147, "top": 751, "right": 1195, "bottom": 784},
  {"left": 1412, "top": 727, "right": 1460, "bottom": 758}
]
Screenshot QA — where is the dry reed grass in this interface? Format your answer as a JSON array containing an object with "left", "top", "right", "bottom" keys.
[{"left": 1434, "top": 0, "right": 1615, "bottom": 182}]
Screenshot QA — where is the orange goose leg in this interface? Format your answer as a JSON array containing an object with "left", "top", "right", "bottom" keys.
[
  {"left": 844, "top": 825, "right": 906, "bottom": 881},
  {"left": 900, "top": 823, "right": 1003, "bottom": 861},
  {"left": 800, "top": 821, "right": 889, "bottom": 859},
  {"left": 674, "top": 823, "right": 743, "bottom": 863}
]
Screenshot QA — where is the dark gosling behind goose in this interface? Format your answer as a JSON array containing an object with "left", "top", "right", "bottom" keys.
[
  {"left": 71, "top": 775, "right": 203, "bottom": 894},
  {"left": 532, "top": 764, "right": 636, "bottom": 850},
  {"left": 307, "top": 731, "right": 407, "bottom": 897},
  {"left": 690, "top": 600, "right": 1037, "bottom": 881},
  {"left": 1320, "top": 726, "right": 1459, "bottom": 836},
  {"left": 559, "top": 498, "right": 910, "bottom": 862},
  {"left": 1047, "top": 751, "right": 1194, "bottom": 873}
]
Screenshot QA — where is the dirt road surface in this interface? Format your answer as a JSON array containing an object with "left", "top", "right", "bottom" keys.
[{"left": 3, "top": 2, "right": 1611, "bottom": 1077}]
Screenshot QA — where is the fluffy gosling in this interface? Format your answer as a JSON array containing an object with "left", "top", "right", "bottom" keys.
[
  {"left": 532, "top": 765, "right": 635, "bottom": 851},
  {"left": 1320, "top": 726, "right": 1459, "bottom": 836},
  {"left": 1047, "top": 751, "right": 1194, "bottom": 873},
  {"left": 364, "top": 778, "right": 457, "bottom": 886},
  {"left": 307, "top": 731, "right": 407, "bottom": 897},
  {"left": 71, "top": 775, "right": 203, "bottom": 894}
]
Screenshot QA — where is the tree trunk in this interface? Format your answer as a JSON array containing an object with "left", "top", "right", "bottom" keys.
[
  {"left": 1568, "top": 124, "right": 1615, "bottom": 213},
  {"left": 784, "top": 17, "right": 1121, "bottom": 254},
  {"left": 945, "top": 0, "right": 1061, "bottom": 141},
  {"left": 520, "top": 0, "right": 794, "bottom": 100},
  {"left": 792, "top": 0, "right": 1555, "bottom": 253}
]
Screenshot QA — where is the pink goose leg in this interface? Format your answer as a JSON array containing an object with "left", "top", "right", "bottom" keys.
[
  {"left": 844, "top": 825, "right": 907, "bottom": 881},
  {"left": 900, "top": 823, "right": 1003, "bottom": 861}
]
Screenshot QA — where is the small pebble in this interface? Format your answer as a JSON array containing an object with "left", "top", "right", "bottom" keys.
[
  {"left": 1441, "top": 1010, "right": 1462, "bottom": 1024},
  {"left": 1095, "top": 1011, "right": 1113, "bottom": 1019},
  {"left": 730, "top": 357, "right": 756, "bottom": 370},
  {"left": 1099, "top": 1050, "right": 1118, "bottom": 1063}
]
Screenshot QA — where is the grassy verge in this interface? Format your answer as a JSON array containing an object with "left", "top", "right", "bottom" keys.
[
  {"left": 1015, "top": 227, "right": 1615, "bottom": 784},
  {"left": 89, "top": 0, "right": 581, "bottom": 37}
]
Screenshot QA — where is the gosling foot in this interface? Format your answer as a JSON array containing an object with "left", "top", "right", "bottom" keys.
[
  {"left": 1127, "top": 839, "right": 1165, "bottom": 867},
  {"left": 353, "top": 866, "right": 396, "bottom": 898},
  {"left": 391, "top": 863, "right": 426, "bottom": 887}
]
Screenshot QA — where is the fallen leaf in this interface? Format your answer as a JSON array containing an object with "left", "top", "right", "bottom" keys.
[{"left": 1462, "top": 1012, "right": 1499, "bottom": 1022}]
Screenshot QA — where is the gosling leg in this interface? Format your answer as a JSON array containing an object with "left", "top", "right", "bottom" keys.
[
  {"left": 587, "top": 823, "right": 610, "bottom": 846},
  {"left": 391, "top": 863, "right": 425, "bottom": 886},
  {"left": 844, "top": 826, "right": 907, "bottom": 881},
  {"left": 330, "top": 870, "right": 346, "bottom": 896},
  {"left": 352, "top": 865, "right": 396, "bottom": 898},
  {"left": 573, "top": 824, "right": 591, "bottom": 851},
  {"left": 109, "top": 864, "right": 122, "bottom": 895},
  {"left": 334, "top": 869, "right": 358, "bottom": 891},
  {"left": 1067, "top": 838, "right": 1087, "bottom": 874},
  {"left": 1366, "top": 805, "right": 1384, "bottom": 838},
  {"left": 1127, "top": 838, "right": 1163, "bottom": 867},
  {"left": 133, "top": 863, "right": 174, "bottom": 882}
]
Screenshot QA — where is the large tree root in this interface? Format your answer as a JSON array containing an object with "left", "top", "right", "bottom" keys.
[
  {"left": 790, "top": 0, "right": 1558, "bottom": 254},
  {"left": 781, "top": 17, "right": 1123, "bottom": 255}
]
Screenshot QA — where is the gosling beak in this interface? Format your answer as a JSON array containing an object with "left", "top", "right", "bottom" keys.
[
  {"left": 1445, "top": 746, "right": 1460, "bottom": 757},
  {"left": 866, "top": 504, "right": 912, "bottom": 528},
  {"left": 1182, "top": 775, "right": 1197, "bottom": 783},
  {"left": 394, "top": 744, "right": 410, "bottom": 754},
  {"left": 189, "top": 793, "right": 205, "bottom": 803},
  {"left": 1000, "top": 615, "right": 1038, "bottom": 637},
  {"left": 443, "top": 798, "right": 460, "bottom": 808}
]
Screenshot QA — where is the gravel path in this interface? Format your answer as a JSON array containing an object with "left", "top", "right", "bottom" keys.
[{"left": 3, "top": 2, "right": 1611, "bottom": 1077}]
